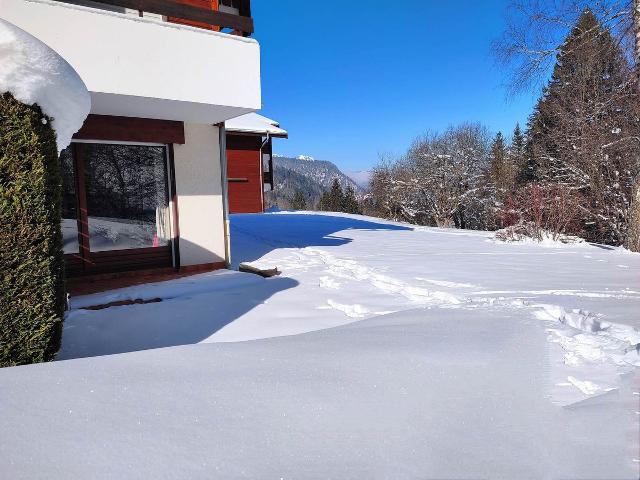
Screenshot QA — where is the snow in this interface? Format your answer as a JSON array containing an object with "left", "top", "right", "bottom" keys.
[
  {"left": 0, "top": 18, "right": 90, "bottom": 152},
  {"left": 62, "top": 217, "right": 164, "bottom": 254},
  {"left": 296, "top": 154, "right": 315, "bottom": 161},
  {"left": 2, "top": 212, "right": 640, "bottom": 478},
  {"left": 225, "top": 112, "right": 287, "bottom": 137}
]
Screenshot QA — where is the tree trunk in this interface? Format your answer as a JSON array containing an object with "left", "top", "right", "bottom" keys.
[
  {"left": 635, "top": 0, "right": 640, "bottom": 67},
  {"left": 627, "top": 0, "right": 640, "bottom": 252},
  {"left": 628, "top": 182, "right": 640, "bottom": 251}
]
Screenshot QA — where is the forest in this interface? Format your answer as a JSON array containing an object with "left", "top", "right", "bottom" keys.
[{"left": 366, "top": 3, "right": 640, "bottom": 249}]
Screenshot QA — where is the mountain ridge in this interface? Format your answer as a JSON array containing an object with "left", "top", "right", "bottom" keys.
[{"left": 265, "top": 156, "right": 362, "bottom": 209}]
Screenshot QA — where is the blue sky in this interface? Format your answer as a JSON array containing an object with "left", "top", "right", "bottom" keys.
[{"left": 252, "top": 0, "right": 539, "bottom": 171}]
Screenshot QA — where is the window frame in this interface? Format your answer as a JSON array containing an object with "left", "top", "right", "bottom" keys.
[{"left": 62, "top": 140, "right": 179, "bottom": 276}]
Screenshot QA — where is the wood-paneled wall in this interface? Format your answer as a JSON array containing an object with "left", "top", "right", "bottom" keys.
[
  {"left": 168, "top": 0, "right": 220, "bottom": 31},
  {"left": 226, "top": 134, "right": 264, "bottom": 214}
]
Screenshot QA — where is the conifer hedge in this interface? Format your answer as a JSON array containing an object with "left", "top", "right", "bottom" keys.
[{"left": 0, "top": 92, "right": 65, "bottom": 367}]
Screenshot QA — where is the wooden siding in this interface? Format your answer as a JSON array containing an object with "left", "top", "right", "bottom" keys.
[
  {"left": 66, "top": 247, "right": 173, "bottom": 277},
  {"left": 226, "top": 134, "right": 263, "bottom": 214},
  {"left": 53, "top": 0, "right": 253, "bottom": 36},
  {"left": 168, "top": 0, "right": 220, "bottom": 31},
  {"left": 74, "top": 115, "right": 185, "bottom": 144}
]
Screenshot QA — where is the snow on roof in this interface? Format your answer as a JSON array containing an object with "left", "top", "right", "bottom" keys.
[
  {"left": 225, "top": 113, "right": 288, "bottom": 137},
  {"left": 0, "top": 18, "right": 90, "bottom": 152}
]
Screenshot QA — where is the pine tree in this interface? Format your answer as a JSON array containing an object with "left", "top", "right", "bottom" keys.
[
  {"left": 511, "top": 124, "right": 525, "bottom": 158},
  {"left": 510, "top": 123, "right": 526, "bottom": 185},
  {"left": 318, "top": 179, "right": 344, "bottom": 212},
  {"left": 517, "top": 108, "right": 546, "bottom": 186},
  {"left": 341, "top": 185, "right": 361, "bottom": 214},
  {"left": 290, "top": 189, "right": 307, "bottom": 210},
  {"left": 489, "top": 132, "right": 508, "bottom": 199},
  {"left": 625, "top": 0, "right": 640, "bottom": 251},
  {"left": 524, "top": 8, "right": 639, "bottom": 244}
]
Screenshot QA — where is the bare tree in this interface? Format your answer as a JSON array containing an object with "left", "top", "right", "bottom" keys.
[
  {"left": 495, "top": 0, "right": 636, "bottom": 93},
  {"left": 370, "top": 124, "right": 493, "bottom": 229},
  {"left": 626, "top": 0, "right": 640, "bottom": 251}
]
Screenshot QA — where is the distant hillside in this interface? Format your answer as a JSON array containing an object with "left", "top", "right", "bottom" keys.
[
  {"left": 344, "top": 170, "right": 372, "bottom": 189},
  {"left": 265, "top": 156, "right": 361, "bottom": 210}
]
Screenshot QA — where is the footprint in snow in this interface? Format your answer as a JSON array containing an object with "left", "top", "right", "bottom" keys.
[
  {"left": 327, "top": 299, "right": 369, "bottom": 318},
  {"left": 319, "top": 276, "right": 341, "bottom": 290}
]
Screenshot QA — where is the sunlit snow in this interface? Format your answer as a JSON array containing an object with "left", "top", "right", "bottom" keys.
[{"left": 1, "top": 212, "right": 639, "bottom": 478}]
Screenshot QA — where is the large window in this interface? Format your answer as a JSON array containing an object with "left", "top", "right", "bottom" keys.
[
  {"left": 60, "top": 148, "right": 80, "bottom": 254},
  {"left": 59, "top": 142, "right": 174, "bottom": 274},
  {"left": 83, "top": 144, "right": 171, "bottom": 252}
]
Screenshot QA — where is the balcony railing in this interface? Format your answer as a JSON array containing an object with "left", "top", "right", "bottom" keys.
[{"left": 56, "top": 0, "right": 254, "bottom": 36}]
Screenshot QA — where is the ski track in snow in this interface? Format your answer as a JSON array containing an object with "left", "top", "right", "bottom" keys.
[
  {"left": 302, "top": 247, "right": 463, "bottom": 305},
  {"left": 265, "top": 244, "right": 640, "bottom": 398}
]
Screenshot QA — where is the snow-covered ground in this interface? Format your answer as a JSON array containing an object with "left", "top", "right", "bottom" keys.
[{"left": 2, "top": 212, "right": 639, "bottom": 478}]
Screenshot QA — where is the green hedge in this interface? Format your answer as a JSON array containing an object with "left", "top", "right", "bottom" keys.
[{"left": 0, "top": 92, "right": 65, "bottom": 367}]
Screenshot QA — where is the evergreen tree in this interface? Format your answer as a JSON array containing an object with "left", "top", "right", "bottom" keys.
[
  {"left": 341, "top": 185, "right": 362, "bottom": 214},
  {"left": 290, "top": 189, "right": 307, "bottom": 210},
  {"left": 489, "top": 132, "right": 509, "bottom": 198},
  {"left": 517, "top": 109, "right": 545, "bottom": 186},
  {"left": 511, "top": 123, "right": 525, "bottom": 158},
  {"left": 1, "top": 93, "right": 65, "bottom": 366},
  {"left": 524, "top": 8, "right": 639, "bottom": 244},
  {"left": 510, "top": 123, "right": 527, "bottom": 186},
  {"left": 319, "top": 178, "right": 344, "bottom": 212}
]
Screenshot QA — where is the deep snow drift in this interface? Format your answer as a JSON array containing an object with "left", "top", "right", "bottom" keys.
[
  {"left": 0, "top": 18, "right": 90, "bottom": 151},
  {"left": 1, "top": 212, "right": 639, "bottom": 478}
]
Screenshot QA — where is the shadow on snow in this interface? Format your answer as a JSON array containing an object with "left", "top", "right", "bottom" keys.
[
  {"left": 58, "top": 273, "right": 299, "bottom": 361},
  {"left": 230, "top": 213, "right": 413, "bottom": 267},
  {"left": 58, "top": 213, "right": 410, "bottom": 361}
]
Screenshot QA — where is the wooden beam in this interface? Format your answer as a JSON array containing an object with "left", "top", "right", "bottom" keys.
[
  {"left": 55, "top": 0, "right": 254, "bottom": 34},
  {"left": 74, "top": 115, "right": 185, "bottom": 144}
]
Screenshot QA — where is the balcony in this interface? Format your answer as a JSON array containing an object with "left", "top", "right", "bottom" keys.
[{"left": 0, "top": 0, "right": 261, "bottom": 124}]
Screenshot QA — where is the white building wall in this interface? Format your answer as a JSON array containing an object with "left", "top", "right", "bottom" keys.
[
  {"left": 173, "top": 124, "right": 227, "bottom": 267},
  {"left": 1, "top": 0, "right": 261, "bottom": 124}
]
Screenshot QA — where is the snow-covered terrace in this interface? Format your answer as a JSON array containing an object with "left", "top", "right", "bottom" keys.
[{"left": 0, "top": 0, "right": 261, "bottom": 123}]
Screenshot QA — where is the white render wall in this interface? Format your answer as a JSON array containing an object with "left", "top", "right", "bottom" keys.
[
  {"left": 1, "top": 0, "right": 261, "bottom": 124},
  {"left": 173, "top": 124, "right": 227, "bottom": 267}
]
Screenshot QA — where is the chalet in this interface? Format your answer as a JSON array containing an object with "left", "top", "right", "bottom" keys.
[
  {"left": 225, "top": 113, "right": 288, "bottom": 213},
  {"left": 2, "top": 0, "right": 261, "bottom": 287}
]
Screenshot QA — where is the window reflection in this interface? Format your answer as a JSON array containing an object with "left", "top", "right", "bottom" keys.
[
  {"left": 60, "top": 147, "right": 80, "bottom": 254},
  {"left": 83, "top": 144, "right": 171, "bottom": 252}
]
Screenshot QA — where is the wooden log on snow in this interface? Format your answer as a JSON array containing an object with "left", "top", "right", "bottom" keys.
[{"left": 238, "top": 263, "right": 281, "bottom": 278}]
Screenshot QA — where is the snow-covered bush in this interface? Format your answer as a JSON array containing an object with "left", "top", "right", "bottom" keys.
[
  {"left": 493, "top": 183, "right": 584, "bottom": 243},
  {"left": 0, "top": 19, "right": 89, "bottom": 366},
  {"left": 369, "top": 123, "right": 494, "bottom": 229},
  {"left": 495, "top": 222, "right": 583, "bottom": 244}
]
